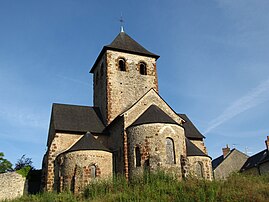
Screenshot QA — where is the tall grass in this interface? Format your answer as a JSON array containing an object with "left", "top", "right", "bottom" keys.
[{"left": 5, "top": 172, "right": 269, "bottom": 202}]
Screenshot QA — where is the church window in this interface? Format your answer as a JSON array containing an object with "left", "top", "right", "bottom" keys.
[
  {"left": 118, "top": 58, "right": 126, "bottom": 71},
  {"left": 166, "top": 138, "right": 176, "bottom": 164},
  {"left": 135, "top": 146, "right": 141, "bottom": 167},
  {"left": 139, "top": 62, "right": 147, "bottom": 75},
  {"left": 90, "top": 165, "right": 96, "bottom": 178},
  {"left": 195, "top": 162, "right": 204, "bottom": 179}
]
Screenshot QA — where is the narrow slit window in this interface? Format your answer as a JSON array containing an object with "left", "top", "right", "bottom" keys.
[
  {"left": 90, "top": 165, "right": 96, "bottom": 178},
  {"left": 119, "top": 59, "right": 126, "bottom": 71},
  {"left": 135, "top": 146, "right": 141, "bottom": 167},
  {"left": 139, "top": 62, "right": 147, "bottom": 75}
]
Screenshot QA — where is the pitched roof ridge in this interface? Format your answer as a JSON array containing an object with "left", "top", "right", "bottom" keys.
[
  {"left": 53, "top": 103, "right": 92, "bottom": 108},
  {"left": 130, "top": 104, "right": 179, "bottom": 127},
  {"left": 66, "top": 132, "right": 111, "bottom": 153},
  {"left": 105, "top": 32, "right": 159, "bottom": 58},
  {"left": 90, "top": 32, "right": 159, "bottom": 73}
]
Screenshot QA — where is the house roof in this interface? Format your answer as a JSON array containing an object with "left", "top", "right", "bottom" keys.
[
  {"left": 241, "top": 149, "right": 269, "bottom": 171},
  {"left": 212, "top": 155, "right": 224, "bottom": 170},
  {"left": 130, "top": 104, "right": 179, "bottom": 127},
  {"left": 90, "top": 32, "right": 159, "bottom": 73},
  {"left": 185, "top": 138, "right": 208, "bottom": 157},
  {"left": 212, "top": 149, "right": 248, "bottom": 170},
  {"left": 66, "top": 132, "right": 111, "bottom": 153},
  {"left": 52, "top": 103, "right": 105, "bottom": 134},
  {"left": 178, "top": 114, "right": 205, "bottom": 139}
]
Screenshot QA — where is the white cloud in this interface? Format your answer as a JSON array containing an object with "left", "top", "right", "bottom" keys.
[
  {"left": 0, "top": 105, "right": 48, "bottom": 130},
  {"left": 204, "top": 77, "right": 269, "bottom": 134}
]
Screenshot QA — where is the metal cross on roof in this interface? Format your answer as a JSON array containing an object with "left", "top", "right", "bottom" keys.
[{"left": 120, "top": 14, "right": 124, "bottom": 32}]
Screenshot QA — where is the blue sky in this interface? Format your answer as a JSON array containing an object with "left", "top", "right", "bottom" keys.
[{"left": 1, "top": 0, "right": 269, "bottom": 168}]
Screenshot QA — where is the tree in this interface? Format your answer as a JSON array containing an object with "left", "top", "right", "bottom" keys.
[
  {"left": 0, "top": 152, "right": 13, "bottom": 173},
  {"left": 14, "top": 154, "right": 34, "bottom": 170}
]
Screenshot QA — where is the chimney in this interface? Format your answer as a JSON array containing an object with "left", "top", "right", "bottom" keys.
[
  {"left": 222, "top": 144, "right": 230, "bottom": 158},
  {"left": 265, "top": 136, "right": 269, "bottom": 151}
]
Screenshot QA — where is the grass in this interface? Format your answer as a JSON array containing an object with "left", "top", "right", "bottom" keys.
[{"left": 4, "top": 172, "right": 269, "bottom": 202}]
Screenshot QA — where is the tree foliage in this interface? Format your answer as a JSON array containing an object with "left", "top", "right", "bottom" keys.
[
  {"left": 14, "top": 154, "right": 34, "bottom": 171},
  {"left": 0, "top": 152, "right": 13, "bottom": 173}
]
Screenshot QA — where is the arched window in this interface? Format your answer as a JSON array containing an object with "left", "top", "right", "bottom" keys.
[
  {"left": 135, "top": 146, "right": 141, "bottom": 167},
  {"left": 195, "top": 162, "right": 203, "bottom": 178},
  {"left": 139, "top": 62, "right": 147, "bottom": 75},
  {"left": 90, "top": 165, "right": 96, "bottom": 178},
  {"left": 118, "top": 58, "right": 126, "bottom": 71},
  {"left": 166, "top": 138, "right": 176, "bottom": 164}
]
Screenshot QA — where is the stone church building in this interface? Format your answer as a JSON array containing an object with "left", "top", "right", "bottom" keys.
[{"left": 42, "top": 30, "right": 213, "bottom": 192}]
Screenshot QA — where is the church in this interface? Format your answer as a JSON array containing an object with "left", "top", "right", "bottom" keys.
[{"left": 42, "top": 29, "right": 213, "bottom": 193}]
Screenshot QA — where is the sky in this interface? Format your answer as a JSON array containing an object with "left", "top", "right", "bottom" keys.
[{"left": 1, "top": 0, "right": 269, "bottom": 169}]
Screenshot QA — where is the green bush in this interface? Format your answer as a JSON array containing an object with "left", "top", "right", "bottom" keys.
[{"left": 16, "top": 166, "right": 31, "bottom": 178}]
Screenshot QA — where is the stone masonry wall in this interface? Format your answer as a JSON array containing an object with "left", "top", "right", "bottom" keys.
[
  {"left": 44, "top": 132, "right": 83, "bottom": 191},
  {"left": 0, "top": 172, "right": 26, "bottom": 201},
  {"left": 93, "top": 54, "right": 107, "bottom": 124},
  {"left": 259, "top": 162, "right": 269, "bottom": 175},
  {"left": 123, "top": 89, "right": 183, "bottom": 129},
  {"left": 106, "top": 50, "right": 158, "bottom": 124},
  {"left": 127, "top": 123, "right": 185, "bottom": 179},
  {"left": 57, "top": 150, "right": 112, "bottom": 193},
  {"left": 107, "top": 117, "right": 125, "bottom": 174},
  {"left": 187, "top": 156, "right": 213, "bottom": 180},
  {"left": 190, "top": 139, "right": 208, "bottom": 154}
]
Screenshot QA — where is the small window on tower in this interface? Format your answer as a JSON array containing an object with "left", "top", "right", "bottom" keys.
[
  {"left": 139, "top": 62, "right": 147, "bottom": 75},
  {"left": 118, "top": 58, "right": 126, "bottom": 71}
]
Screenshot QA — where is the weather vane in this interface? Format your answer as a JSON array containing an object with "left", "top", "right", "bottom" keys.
[{"left": 120, "top": 13, "right": 124, "bottom": 32}]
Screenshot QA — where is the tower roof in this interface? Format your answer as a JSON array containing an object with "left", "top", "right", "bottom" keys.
[
  {"left": 130, "top": 104, "right": 179, "bottom": 127},
  {"left": 66, "top": 132, "right": 111, "bottom": 153},
  {"left": 106, "top": 32, "right": 159, "bottom": 58},
  {"left": 90, "top": 32, "right": 159, "bottom": 73}
]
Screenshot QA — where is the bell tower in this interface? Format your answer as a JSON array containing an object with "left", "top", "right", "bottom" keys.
[{"left": 90, "top": 30, "right": 160, "bottom": 125}]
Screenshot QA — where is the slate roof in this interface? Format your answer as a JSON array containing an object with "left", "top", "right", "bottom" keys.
[
  {"left": 212, "top": 149, "right": 249, "bottom": 170},
  {"left": 66, "top": 132, "right": 111, "bottom": 153},
  {"left": 130, "top": 105, "right": 179, "bottom": 127},
  {"left": 106, "top": 32, "right": 159, "bottom": 58},
  {"left": 241, "top": 149, "right": 269, "bottom": 171},
  {"left": 178, "top": 114, "right": 205, "bottom": 139},
  {"left": 52, "top": 103, "right": 105, "bottom": 134},
  {"left": 212, "top": 155, "right": 224, "bottom": 170},
  {"left": 185, "top": 138, "right": 208, "bottom": 157},
  {"left": 211, "top": 149, "right": 235, "bottom": 170},
  {"left": 90, "top": 32, "right": 159, "bottom": 73}
]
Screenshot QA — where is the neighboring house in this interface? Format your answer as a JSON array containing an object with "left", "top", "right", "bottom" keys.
[
  {"left": 212, "top": 145, "right": 248, "bottom": 179},
  {"left": 241, "top": 136, "right": 269, "bottom": 175},
  {"left": 42, "top": 30, "right": 213, "bottom": 193}
]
